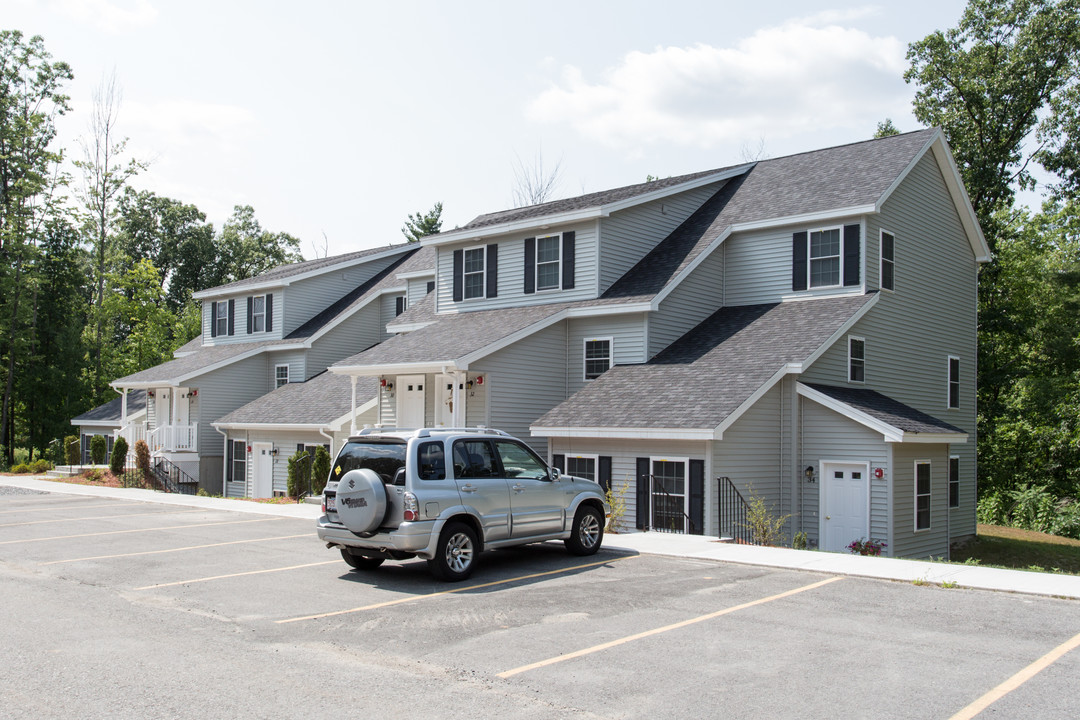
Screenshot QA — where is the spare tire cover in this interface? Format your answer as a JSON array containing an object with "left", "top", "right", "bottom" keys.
[{"left": 335, "top": 468, "right": 388, "bottom": 534}]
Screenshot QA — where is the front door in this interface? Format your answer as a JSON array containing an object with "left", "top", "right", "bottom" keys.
[
  {"left": 396, "top": 375, "right": 425, "bottom": 429},
  {"left": 435, "top": 374, "right": 454, "bottom": 427},
  {"left": 252, "top": 442, "right": 273, "bottom": 498},
  {"left": 820, "top": 462, "right": 870, "bottom": 553}
]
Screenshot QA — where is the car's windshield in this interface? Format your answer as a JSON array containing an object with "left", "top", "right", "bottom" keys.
[{"left": 333, "top": 440, "right": 406, "bottom": 484}]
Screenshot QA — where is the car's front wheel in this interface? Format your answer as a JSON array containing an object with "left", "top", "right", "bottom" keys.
[
  {"left": 565, "top": 505, "right": 604, "bottom": 556},
  {"left": 340, "top": 548, "right": 385, "bottom": 570},
  {"left": 428, "top": 521, "right": 478, "bottom": 581}
]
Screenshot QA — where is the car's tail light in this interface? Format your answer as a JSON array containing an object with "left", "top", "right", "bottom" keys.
[{"left": 402, "top": 492, "right": 419, "bottom": 522}]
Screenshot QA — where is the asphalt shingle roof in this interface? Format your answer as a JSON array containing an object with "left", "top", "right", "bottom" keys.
[
  {"left": 534, "top": 295, "right": 875, "bottom": 430},
  {"left": 207, "top": 243, "right": 414, "bottom": 294},
  {"left": 72, "top": 390, "right": 147, "bottom": 424},
  {"left": 802, "top": 383, "right": 965, "bottom": 436},
  {"left": 215, "top": 372, "right": 379, "bottom": 426}
]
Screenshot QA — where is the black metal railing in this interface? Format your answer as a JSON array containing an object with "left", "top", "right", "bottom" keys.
[
  {"left": 717, "top": 476, "right": 753, "bottom": 544},
  {"left": 152, "top": 456, "right": 199, "bottom": 495},
  {"left": 644, "top": 474, "right": 695, "bottom": 534}
]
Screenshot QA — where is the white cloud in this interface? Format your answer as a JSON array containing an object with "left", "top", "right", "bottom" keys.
[
  {"left": 527, "top": 17, "right": 910, "bottom": 151},
  {"left": 50, "top": 0, "right": 158, "bottom": 34}
]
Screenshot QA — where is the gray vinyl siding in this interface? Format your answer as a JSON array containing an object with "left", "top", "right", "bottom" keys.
[
  {"left": 381, "top": 293, "right": 401, "bottom": 333},
  {"left": 267, "top": 350, "right": 305, "bottom": 387},
  {"left": 464, "top": 379, "right": 488, "bottom": 427},
  {"left": 723, "top": 215, "right": 865, "bottom": 306},
  {"left": 890, "top": 443, "right": 950, "bottom": 558},
  {"left": 799, "top": 398, "right": 890, "bottom": 550},
  {"left": 193, "top": 354, "right": 269, "bottom": 468},
  {"left": 566, "top": 314, "right": 647, "bottom": 396},
  {"left": 281, "top": 254, "right": 403, "bottom": 336},
  {"left": 435, "top": 223, "right": 598, "bottom": 313},
  {"left": 648, "top": 244, "right": 725, "bottom": 357},
  {"left": 471, "top": 323, "right": 568, "bottom": 454},
  {"left": 202, "top": 292, "right": 283, "bottom": 346},
  {"left": 406, "top": 276, "right": 434, "bottom": 307},
  {"left": 800, "top": 152, "right": 978, "bottom": 541},
  {"left": 306, "top": 301, "right": 383, "bottom": 377},
  {"left": 598, "top": 182, "right": 725, "bottom": 294}
]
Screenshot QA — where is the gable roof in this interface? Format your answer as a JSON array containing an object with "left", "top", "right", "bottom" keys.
[
  {"left": 71, "top": 390, "right": 147, "bottom": 427},
  {"left": 213, "top": 371, "right": 379, "bottom": 428},
  {"left": 532, "top": 295, "right": 876, "bottom": 439},
  {"left": 799, "top": 383, "right": 967, "bottom": 443}
]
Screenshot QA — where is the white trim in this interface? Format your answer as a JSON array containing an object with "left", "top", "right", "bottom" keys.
[
  {"left": 914, "top": 459, "right": 932, "bottom": 532},
  {"left": 583, "top": 336, "right": 613, "bottom": 381},
  {"left": 385, "top": 320, "right": 438, "bottom": 333},
  {"left": 535, "top": 233, "right": 562, "bottom": 292},
  {"left": 530, "top": 426, "right": 715, "bottom": 440},
  {"left": 274, "top": 363, "right": 290, "bottom": 389},
  {"left": 807, "top": 225, "right": 844, "bottom": 290},
  {"left": 796, "top": 383, "right": 968, "bottom": 444},
  {"left": 566, "top": 302, "right": 652, "bottom": 317},
  {"left": 214, "top": 422, "right": 330, "bottom": 431},
  {"left": 395, "top": 269, "right": 435, "bottom": 280},
  {"left": 879, "top": 229, "right": 895, "bottom": 293},
  {"left": 848, "top": 335, "right": 865, "bottom": 384},
  {"left": 562, "top": 453, "right": 600, "bottom": 482},
  {"left": 462, "top": 246, "right": 486, "bottom": 301},
  {"left": 251, "top": 294, "right": 267, "bottom": 333}
]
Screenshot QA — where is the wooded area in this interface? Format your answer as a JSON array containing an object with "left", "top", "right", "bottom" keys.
[{"left": 1, "top": 0, "right": 1078, "bottom": 536}]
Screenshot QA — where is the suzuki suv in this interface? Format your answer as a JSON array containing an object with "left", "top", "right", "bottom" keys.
[{"left": 317, "top": 427, "right": 609, "bottom": 581}]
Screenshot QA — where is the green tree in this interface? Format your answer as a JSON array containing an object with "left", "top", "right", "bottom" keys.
[
  {"left": 213, "top": 205, "right": 303, "bottom": 284},
  {"left": 401, "top": 202, "right": 443, "bottom": 242},
  {"left": 874, "top": 119, "right": 901, "bottom": 138},
  {"left": 101, "top": 258, "right": 179, "bottom": 379}
]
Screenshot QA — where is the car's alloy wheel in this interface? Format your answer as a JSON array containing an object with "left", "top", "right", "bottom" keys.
[
  {"left": 429, "top": 521, "right": 478, "bottom": 581},
  {"left": 565, "top": 505, "right": 604, "bottom": 556}
]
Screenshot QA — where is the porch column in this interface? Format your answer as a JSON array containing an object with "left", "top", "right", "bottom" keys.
[
  {"left": 350, "top": 376, "right": 357, "bottom": 435},
  {"left": 120, "top": 390, "right": 128, "bottom": 425},
  {"left": 452, "top": 371, "right": 465, "bottom": 427}
]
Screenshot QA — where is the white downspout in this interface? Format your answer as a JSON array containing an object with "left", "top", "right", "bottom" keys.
[
  {"left": 318, "top": 427, "right": 335, "bottom": 455},
  {"left": 350, "top": 375, "right": 357, "bottom": 435},
  {"left": 214, "top": 425, "right": 230, "bottom": 494}
]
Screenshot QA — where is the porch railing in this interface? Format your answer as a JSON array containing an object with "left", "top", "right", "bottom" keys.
[
  {"left": 152, "top": 456, "right": 199, "bottom": 495},
  {"left": 717, "top": 476, "right": 754, "bottom": 544},
  {"left": 147, "top": 423, "right": 199, "bottom": 453}
]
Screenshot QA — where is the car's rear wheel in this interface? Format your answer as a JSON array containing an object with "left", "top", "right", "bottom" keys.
[
  {"left": 428, "top": 521, "right": 477, "bottom": 582},
  {"left": 340, "top": 548, "right": 385, "bottom": 570},
  {"left": 565, "top": 505, "right": 604, "bottom": 556}
]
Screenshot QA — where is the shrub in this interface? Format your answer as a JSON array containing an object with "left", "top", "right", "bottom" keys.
[
  {"left": 12, "top": 463, "right": 31, "bottom": 474},
  {"left": 90, "top": 435, "right": 107, "bottom": 465},
  {"left": 85, "top": 468, "right": 104, "bottom": 482},
  {"left": 792, "top": 531, "right": 808, "bottom": 550},
  {"left": 134, "top": 440, "right": 151, "bottom": 478},
  {"left": 110, "top": 436, "right": 129, "bottom": 476},
  {"left": 287, "top": 450, "right": 310, "bottom": 498},
  {"left": 742, "top": 486, "right": 791, "bottom": 546},
  {"left": 312, "top": 446, "right": 331, "bottom": 495},
  {"left": 605, "top": 478, "right": 629, "bottom": 532},
  {"left": 31, "top": 459, "right": 53, "bottom": 473},
  {"left": 847, "top": 538, "right": 887, "bottom": 556},
  {"left": 64, "top": 435, "right": 79, "bottom": 466}
]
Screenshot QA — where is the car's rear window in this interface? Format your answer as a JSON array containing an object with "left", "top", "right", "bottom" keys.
[{"left": 333, "top": 440, "right": 406, "bottom": 485}]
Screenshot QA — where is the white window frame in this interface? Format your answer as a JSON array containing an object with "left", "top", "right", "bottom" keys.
[
  {"left": 807, "top": 226, "right": 843, "bottom": 289},
  {"left": 583, "top": 337, "right": 613, "bottom": 381},
  {"left": 880, "top": 230, "right": 895, "bottom": 292},
  {"left": 948, "top": 455, "right": 960, "bottom": 509},
  {"left": 947, "top": 355, "right": 960, "bottom": 409},
  {"left": 214, "top": 301, "right": 229, "bottom": 337},
  {"left": 535, "top": 233, "right": 562, "bottom": 292},
  {"left": 914, "top": 460, "right": 932, "bottom": 532},
  {"left": 275, "top": 364, "right": 289, "bottom": 389},
  {"left": 463, "top": 247, "right": 486, "bottom": 300},
  {"left": 229, "top": 439, "right": 246, "bottom": 485},
  {"left": 564, "top": 453, "right": 599, "bottom": 483},
  {"left": 252, "top": 295, "right": 266, "bottom": 333},
  {"left": 848, "top": 335, "right": 865, "bottom": 384},
  {"left": 650, "top": 456, "right": 690, "bottom": 533}
]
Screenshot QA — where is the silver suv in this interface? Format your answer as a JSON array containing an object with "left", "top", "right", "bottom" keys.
[{"left": 317, "top": 427, "right": 609, "bottom": 581}]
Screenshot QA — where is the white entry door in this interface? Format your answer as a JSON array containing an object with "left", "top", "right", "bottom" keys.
[
  {"left": 435, "top": 374, "right": 454, "bottom": 427},
  {"left": 820, "top": 462, "right": 870, "bottom": 553},
  {"left": 396, "top": 375, "right": 426, "bottom": 429},
  {"left": 252, "top": 443, "right": 273, "bottom": 498}
]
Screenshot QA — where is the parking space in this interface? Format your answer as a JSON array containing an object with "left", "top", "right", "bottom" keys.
[{"left": 3, "top": 490, "right": 1080, "bottom": 718}]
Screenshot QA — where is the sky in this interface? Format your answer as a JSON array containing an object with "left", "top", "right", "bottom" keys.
[{"left": 8, "top": 0, "right": 971, "bottom": 258}]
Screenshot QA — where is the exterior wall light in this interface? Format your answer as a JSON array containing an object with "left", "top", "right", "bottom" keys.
[{"left": 805, "top": 466, "right": 816, "bottom": 483}]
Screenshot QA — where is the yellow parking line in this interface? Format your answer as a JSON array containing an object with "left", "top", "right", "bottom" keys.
[
  {"left": 0, "top": 508, "right": 206, "bottom": 528},
  {"left": 949, "top": 630, "right": 1080, "bottom": 720},
  {"left": 134, "top": 560, "right": 341, "bottom": 590},
  {"left": 0, "top": 501, "right": 147, "bottom": 515},
  {"left": 497, "top": 575, "right": 844, "bottom": 678},
  {"left": 39, "top": 534, "right": 312, "bottom": 564},
  {"left": 276, "top": 555, "right": 635, "bottom": 624},
  {"left": 0, "top": 517, "right": 279, "bottom": 545}
]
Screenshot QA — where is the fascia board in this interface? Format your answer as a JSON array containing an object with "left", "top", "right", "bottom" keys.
[
  {"left": 423, "top": 210, "right": 605, "bottom": 245},
  {"left": 564, "top": 302, "right": 652, "bottom": 318},
  {"left": 712, "top": 364, "right": 800, "bottom": 439},
  {"left": 530, "top": 426, "right": 715, "bottom": 440},
  {"left": 597, "top": 167, "right": 751, "bottom": 215},
  {"left": 385, "top": 320, "right": 437, "bottom": 333},
  {"left": 396, "top": 269, "right": 435, "bottom": 280},
  {"left": 456, "top": 309, "right": 570, "bottom": 367},
  {"left": 192, "top": 245, "right": 413, "bottom": 299},
  {"left": 212, "top": 422, "right": 330, "bottom": 432},
  {"left": 70, "top": 419, "right": 124, "bottom": 428},
  {"left": 894, "top": 432, "right": 969, "bottom": 444},
  {"left": 330, "top": 360, "right": 461, "bottom": 376},
  {"left": 796, "top": 383, "right": 904, "bottom": 442},
  {"left": 723, "top": 206, "right": 877, "bottom": 235}
]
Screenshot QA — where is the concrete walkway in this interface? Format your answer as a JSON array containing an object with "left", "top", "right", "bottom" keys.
[{"left": 4, "top": 474, "right": 1080, "bottom": 600}]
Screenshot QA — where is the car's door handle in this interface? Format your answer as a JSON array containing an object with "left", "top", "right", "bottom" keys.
[
  {"left": 512, "top": 484, "right": 526, "bottom": 492},
  {"left": 461, "top": 484, "right": 477, "bottom": 493}
]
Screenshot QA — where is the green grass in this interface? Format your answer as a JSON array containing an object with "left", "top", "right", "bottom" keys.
[{"left": 952, "top": 524, "right": 1080, "bottom": 575}]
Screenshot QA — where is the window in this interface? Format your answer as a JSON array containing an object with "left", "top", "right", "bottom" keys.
[
  {"left": 215, "top": 301, "right": 229, "bottom": 337},
  {"left": 565, "top": 455, "right": 597, "bottom": 482},
  {"left": 417, "top": 441, "right": 446, "bottom": 480},
  {"left": 275, "top": 365, "right": 289, "bottom": 389},
  {"left": 251, "top": 295, "right": 266, "bottom": 332},
  {"left": 848, "top": 336, "right": 865, "bottom": 383},
  {"left": 494, "top": 440, "right": 548, "bottom": 480},
  {"left": 395, "top": 296, "right": 406, "bottom": 316},
  {"left": 463, "top": 247, "right": 485, "bottom": 300},
  {"left": 536, "top": 235, "right": 561, "bottom": 291},
  {"left": 452, "top": 439, "right": 498, "bottom": 478},
  {"left": 651, "top": 458, "right": 688, "bottom": 533},
  {"left": 948, "top": 356, "right": 960, "bottom": 409},
  {"left": 949, "top": 456, "right": 960, "bottom": 509},
  {"left": 426, "top": 280, "right": 435, "bottom": 294},
  {"left": 584, "top": 338, "right": 612, "bottom": 380},
  {"left": 881, "top": 231, "right": 895, "bottom": 291},
  {"left": 228, "top": 440, "right": 246, "bottom": 484},
  {"left": 915, "top": 461, "right": 931, "bottom": 531},
  {"left": 810, "top": 227, "right": 842, "bottom": 288}
]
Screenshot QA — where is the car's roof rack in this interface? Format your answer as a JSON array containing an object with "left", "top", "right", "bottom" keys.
[{"left": 350, "top": 426, "right": 511, "bottom": 439}]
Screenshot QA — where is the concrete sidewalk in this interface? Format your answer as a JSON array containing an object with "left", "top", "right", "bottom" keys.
[{"left": 4, "top": 475, "right": 1080, "bottom": 600}]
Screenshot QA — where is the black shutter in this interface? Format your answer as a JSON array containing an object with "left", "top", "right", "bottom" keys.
[
  {"left": 395, "top": 296, "right": 406, "bottom": 316},
  {"left": 227, "top": 298, "right": 235, "bottom": 336},
  {"left": 562, "top": 231, "right": 576, "bottom": 289},
  {"left": 552, "top": 454, "right": 565, "bottom": 473},
  {"left": 598, "top": 456, "right": 612, "bottom": 494},
  {"left": 486, "top": 243, "right": 498, "bottom": 298},
  {"left": 246, "top": 297, "right": 253, "bottom": 334},
  {"left": 266, "top": 294, "right": 273, "bottom": 332},
  {"left": 210, "top": 301, "right": 218, "bottom": 338},
  {"left": 226, "top": 440, "right": 234, "bottom": 483},
  {"left": 523, "top": 237, "right": 536, "bottom": 294},
  {"left": 636, "top": 457, "right": 650, "bottom": 530},
  {"left": 426, "top": 281, "right": 435, "bottom": 294},
  {"left": 452, "top": 249, "right": 463, "bottom": 302},
  {"left": 792, "top": 231, "right": 808, "bottom": 291},
  {"left": 843, "top": 224, "right": 861, "bottom": 286},
  {"left": 689, "top": 459, "right": 704, "bottom": 535}
]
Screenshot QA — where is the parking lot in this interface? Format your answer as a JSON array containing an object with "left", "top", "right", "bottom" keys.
[{"left": 2, "top": 489, "right": 1079, "bottom": 719}]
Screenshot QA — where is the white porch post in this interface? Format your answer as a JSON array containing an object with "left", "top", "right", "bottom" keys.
[
  {"left": 350, "top": 375, "right": 357, "bottom": 435},
  {"left": 120, "top": 389, "right": 127, "bottom": 425},
  {"left": 452, "top": 371, "right": 465, "bottom": 427}
]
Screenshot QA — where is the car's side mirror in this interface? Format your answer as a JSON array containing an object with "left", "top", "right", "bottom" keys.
[{"left": 549, "top": 467, "right": 561, "bottom": 482}]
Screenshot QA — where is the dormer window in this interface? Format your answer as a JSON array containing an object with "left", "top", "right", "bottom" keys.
[
  {"left": 463, "top": 248, "right": 485, "bottom": 299},
  {"left": 452, "top": 244, "right": 498, "bottom": 302},
  {"left": 214, "top": 301, "right": 229, "bottom": 337},
  {"left": 792, "top": 225, "right": 861, "bottom": 292},
  {"left": 251, "top": 296, "right": 266, "bottom": 332},
  {"left": 524, "top": 231, "right": 575, "bottom": 294},
  {"left": 536, "top": 235, "right": 561, "bottom": 291},
  {"left": 810, "top": 228, "right": 841, "bottom": 288}
]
